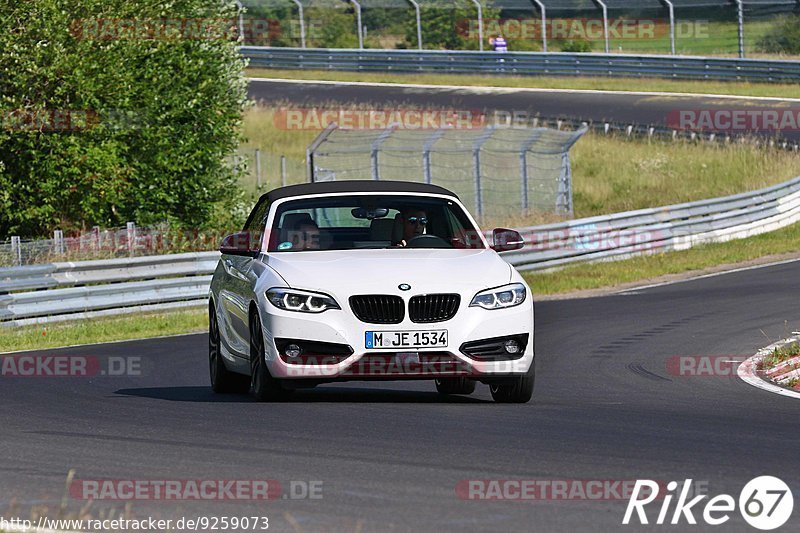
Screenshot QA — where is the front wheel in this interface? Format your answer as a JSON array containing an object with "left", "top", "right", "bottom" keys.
[
  {"left": 249, "top": 311, "right": 293, "bottom": 402},
  {"left": 489, "top": 364, "right": 534, "bottom": 404}
]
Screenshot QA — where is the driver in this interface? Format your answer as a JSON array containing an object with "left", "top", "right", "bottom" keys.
[{"left": 398, "top": 209, "right": 428, "bottom": 247}]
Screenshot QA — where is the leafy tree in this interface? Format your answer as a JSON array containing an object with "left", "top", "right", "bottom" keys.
[{"left": 0, "top": 0, "right": 248, "bottom": 237}]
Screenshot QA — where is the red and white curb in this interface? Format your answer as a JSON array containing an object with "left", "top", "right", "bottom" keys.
[{"left": 738, "top": 335, "right": 800, "bottom": 400}]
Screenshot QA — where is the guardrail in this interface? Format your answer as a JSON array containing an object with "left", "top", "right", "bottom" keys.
[
  {"left": 2, "top": 175, "right": 800, "bottom": 326},
  {"left": 242, "top": 47, "right": 800, "bottom": 83}
]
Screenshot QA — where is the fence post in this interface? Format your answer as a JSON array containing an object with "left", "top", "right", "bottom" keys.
[
  {"left": 556, "top": 153, "right": 573, "bottom": 215},
  {"left": 660, "top": 0, "right": 676, "bottom": 55},
  {"left": 371, "top": 124, "right": 398, "bottom": 181},
  {"left": 519, "top": 129, "right": 545, "bottom": 216},
  {"left": 53, "top": 229, "right": 64, "bottom": 255},
  {"left": 306, "top": 122, "right": 339, "bottom": 183},
  {"left": 350, "top": 0, "right": 364, "bottom": 49},
  {"left": 470, "top": 0, "right": 484, "bottom": 51},
  {"left": 472, "top": 127, "right": 495, "bottom": 219},
  {"left": 531, "top": 0, "right": 547, "bottom": 52},
  {"left": 422, "top": 128, "right": 448, "bottom": 185},
  {"left": 736, "top": 0, "right": 745, "bottom": 58},
  {"left": 255, "top": 149, "right": 263, "bottom": 190},
  {"left": 126, "top": 222, "right": 136, "bottom": 257},
  {"left": 591, "top": 0, "right": 610, "bottom": 53},
  {"left": 93, "top": 226, "right": 100, "bottom": 251},
  {"left": 281, "top": 155, "right": 287, "bottom": 187},
  {"left": 290, "top": 0, "right": 306, "bottom": 48},
  {"left": 11, "top": 236, "right": 21, "bottom": 266},
  {"left": 407, "top": 0, "right": 422, "bottom": 50}
]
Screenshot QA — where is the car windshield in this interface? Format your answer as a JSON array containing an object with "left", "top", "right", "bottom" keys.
[{"left": 268, "top": 195, "right": 485, "bottom": 252}]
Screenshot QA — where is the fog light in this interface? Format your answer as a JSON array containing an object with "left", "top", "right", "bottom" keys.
[
  {"left": 504, "top": 340, "right": 520, "bottom": 354},
  {"left": 284, "top": 344, "right": 302, "bottom": 358}
]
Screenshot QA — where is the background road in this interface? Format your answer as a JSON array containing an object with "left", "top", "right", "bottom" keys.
[
  {"left": 2, "top": 260, "right": 799, "bottom": 531},
  {"left": 248, "top": 79, "right": 800, "bottom": 142}
]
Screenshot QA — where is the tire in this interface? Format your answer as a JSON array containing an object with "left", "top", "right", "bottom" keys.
[
  {"left": 435, "top": 377, "right": 476, "bottom": 395},
  {"left": 209, "top": 305, "right": 248, "bottom": 394},
  {"left": 249, "top": 310, "right": 293, "bottom": 402},
  {"left": 489, "top": 364, "right": 535, "bottom": 404}
]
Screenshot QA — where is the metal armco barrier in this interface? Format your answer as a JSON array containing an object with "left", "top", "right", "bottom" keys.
[
  {"left": 242, "top": 47, "right": 800, "bottom": 83},
  {"left": 2, "top": 175, "right": 800, "bottom": 326}
]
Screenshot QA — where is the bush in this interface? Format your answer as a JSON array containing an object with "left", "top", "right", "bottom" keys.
[
  {"left": 757, "top": 15, "right": 800, "bottom": 55},
  {"left": 559, "top": 39, "right": 593, "bottom": 53},
  {"left": 0, "top": 0, "right": 248, "bottom": 238}
]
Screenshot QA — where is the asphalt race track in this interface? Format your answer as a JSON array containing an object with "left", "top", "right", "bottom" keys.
[
  {"left": 247, "top": 79, "right": 800, "bottom": 142},
  {"left": 2, "top": 260, "right": 799, "bottom": 531}
]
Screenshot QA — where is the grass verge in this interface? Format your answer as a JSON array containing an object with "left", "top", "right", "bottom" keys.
[
  {"left": 247, "top": 68, "right": 800, "bottom": 100},
  {"left": 0, "top": 308, "right": 207, "bottom": 354},
  {"left": 760, "top": 342, "right": 800, "bottom": 369},
  {"left": 524, "top": 221, "right": 800, "bottom": 296}
]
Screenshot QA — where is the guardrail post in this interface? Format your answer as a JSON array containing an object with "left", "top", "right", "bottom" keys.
[
  {"left": 281, "top": 155, "right": 287, "bottom": 186},
  {"left": 290, "top": 0, "right": 306, "bottom": 48},
  {"left": 53, "top": 230, "right": 64, "bottom": 256},
  {"left": 531, "top": 0, "right": 547, "bottom": 52},
  {"left": 735, "top": 0, "right": 745, "bottom": 58},
  {"left": 11, "top": 236, "right": 21, "bottom": 266},
  {"left": 127, "top": 222, "right": 136, "bottom": 257}
]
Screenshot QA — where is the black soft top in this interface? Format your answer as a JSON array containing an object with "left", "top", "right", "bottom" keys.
[{"left": 261, "top": 180, "right": 459, "bottom": 203}]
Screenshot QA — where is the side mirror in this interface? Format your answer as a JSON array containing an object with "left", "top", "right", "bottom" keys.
[
  {"left": 220, "top": 231, "right": 261, "bottom": 258},
  {"left": 491, "top": 228, "right": 524, "bottom": 252}
]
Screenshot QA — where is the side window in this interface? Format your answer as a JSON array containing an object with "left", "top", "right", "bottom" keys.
[{"left": 244, "top": 199, "right": 269, "bottom": 232}]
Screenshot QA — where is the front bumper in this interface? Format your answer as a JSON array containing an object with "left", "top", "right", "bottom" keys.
[{"left": 258, "top": 295, "right": 534, "bottom": 381}]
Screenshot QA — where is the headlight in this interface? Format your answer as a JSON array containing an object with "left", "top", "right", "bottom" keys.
[
  {"left": 266, "top": 288, "right": 340, "bottom": 313},
  {"left": 469, "top": 283, "right": 526, "bottom": 310}
]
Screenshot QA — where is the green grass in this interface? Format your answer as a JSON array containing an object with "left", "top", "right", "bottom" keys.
[
  {"left": 524, "top": 221, "right": 800, "bottom": 296},
  {"left": 0, "top": 308, "right": 207, "bottom": 353},
  {"left": 246, "top": 68, "right": 800, "bottom": 100},
  {"left": 760, "top": 341, "right": 800, "bottom": 370}
]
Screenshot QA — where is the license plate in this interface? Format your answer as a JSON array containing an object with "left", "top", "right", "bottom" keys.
[{"left": 365, "top": 330, "right": 448, "bottom": 349}]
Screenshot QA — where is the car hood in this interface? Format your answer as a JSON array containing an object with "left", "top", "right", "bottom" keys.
[{"left": 265, "top": 248, "right": 512, "bottom": 294}]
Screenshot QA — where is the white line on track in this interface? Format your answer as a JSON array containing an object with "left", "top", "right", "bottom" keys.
[
  {"left": 248, "top": 77, "right": 800, "bottom": 103},
  {"left": 0, "top": 331, "right": 204, "bottom": 356}
]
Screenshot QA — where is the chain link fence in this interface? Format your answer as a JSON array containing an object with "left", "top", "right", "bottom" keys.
[
  {"left": 307, "top": 123, "right": 587, "bottom": 221},
  {"left": 240, "top": 0, "right": 800, "bottom": 57}
]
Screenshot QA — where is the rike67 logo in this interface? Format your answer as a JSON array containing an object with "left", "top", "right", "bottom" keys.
[{"left": 623, "top": 476, "right": 793, "bottom": 530}]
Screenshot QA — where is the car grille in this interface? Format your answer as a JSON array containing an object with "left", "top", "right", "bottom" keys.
[
  {"left": 409, "top": 294, "right": 460, "bottom": 323},
  {"left": 349, "top": 295, "right": 405, "bottom": 324}
]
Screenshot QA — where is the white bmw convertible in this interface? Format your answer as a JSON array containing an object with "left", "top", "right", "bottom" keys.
[{"left": 208, "top": 181, "right": 535, "bottom": 403}]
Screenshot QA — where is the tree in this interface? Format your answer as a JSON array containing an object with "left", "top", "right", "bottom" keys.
[{"left": 0, "top": 0, "right": 248, "bottom": 237}]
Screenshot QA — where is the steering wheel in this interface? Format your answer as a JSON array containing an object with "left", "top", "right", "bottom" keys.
[{"left": 406, "top": 234, "right": 451, "bottom": 249}]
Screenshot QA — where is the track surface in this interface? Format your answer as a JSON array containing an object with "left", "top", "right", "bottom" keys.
[
  {"left": 2, "top": 261, "right": 800, "bottom": 531},
  {"left": 248, "top": 79, "right": 800, "bottom": 141}
]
